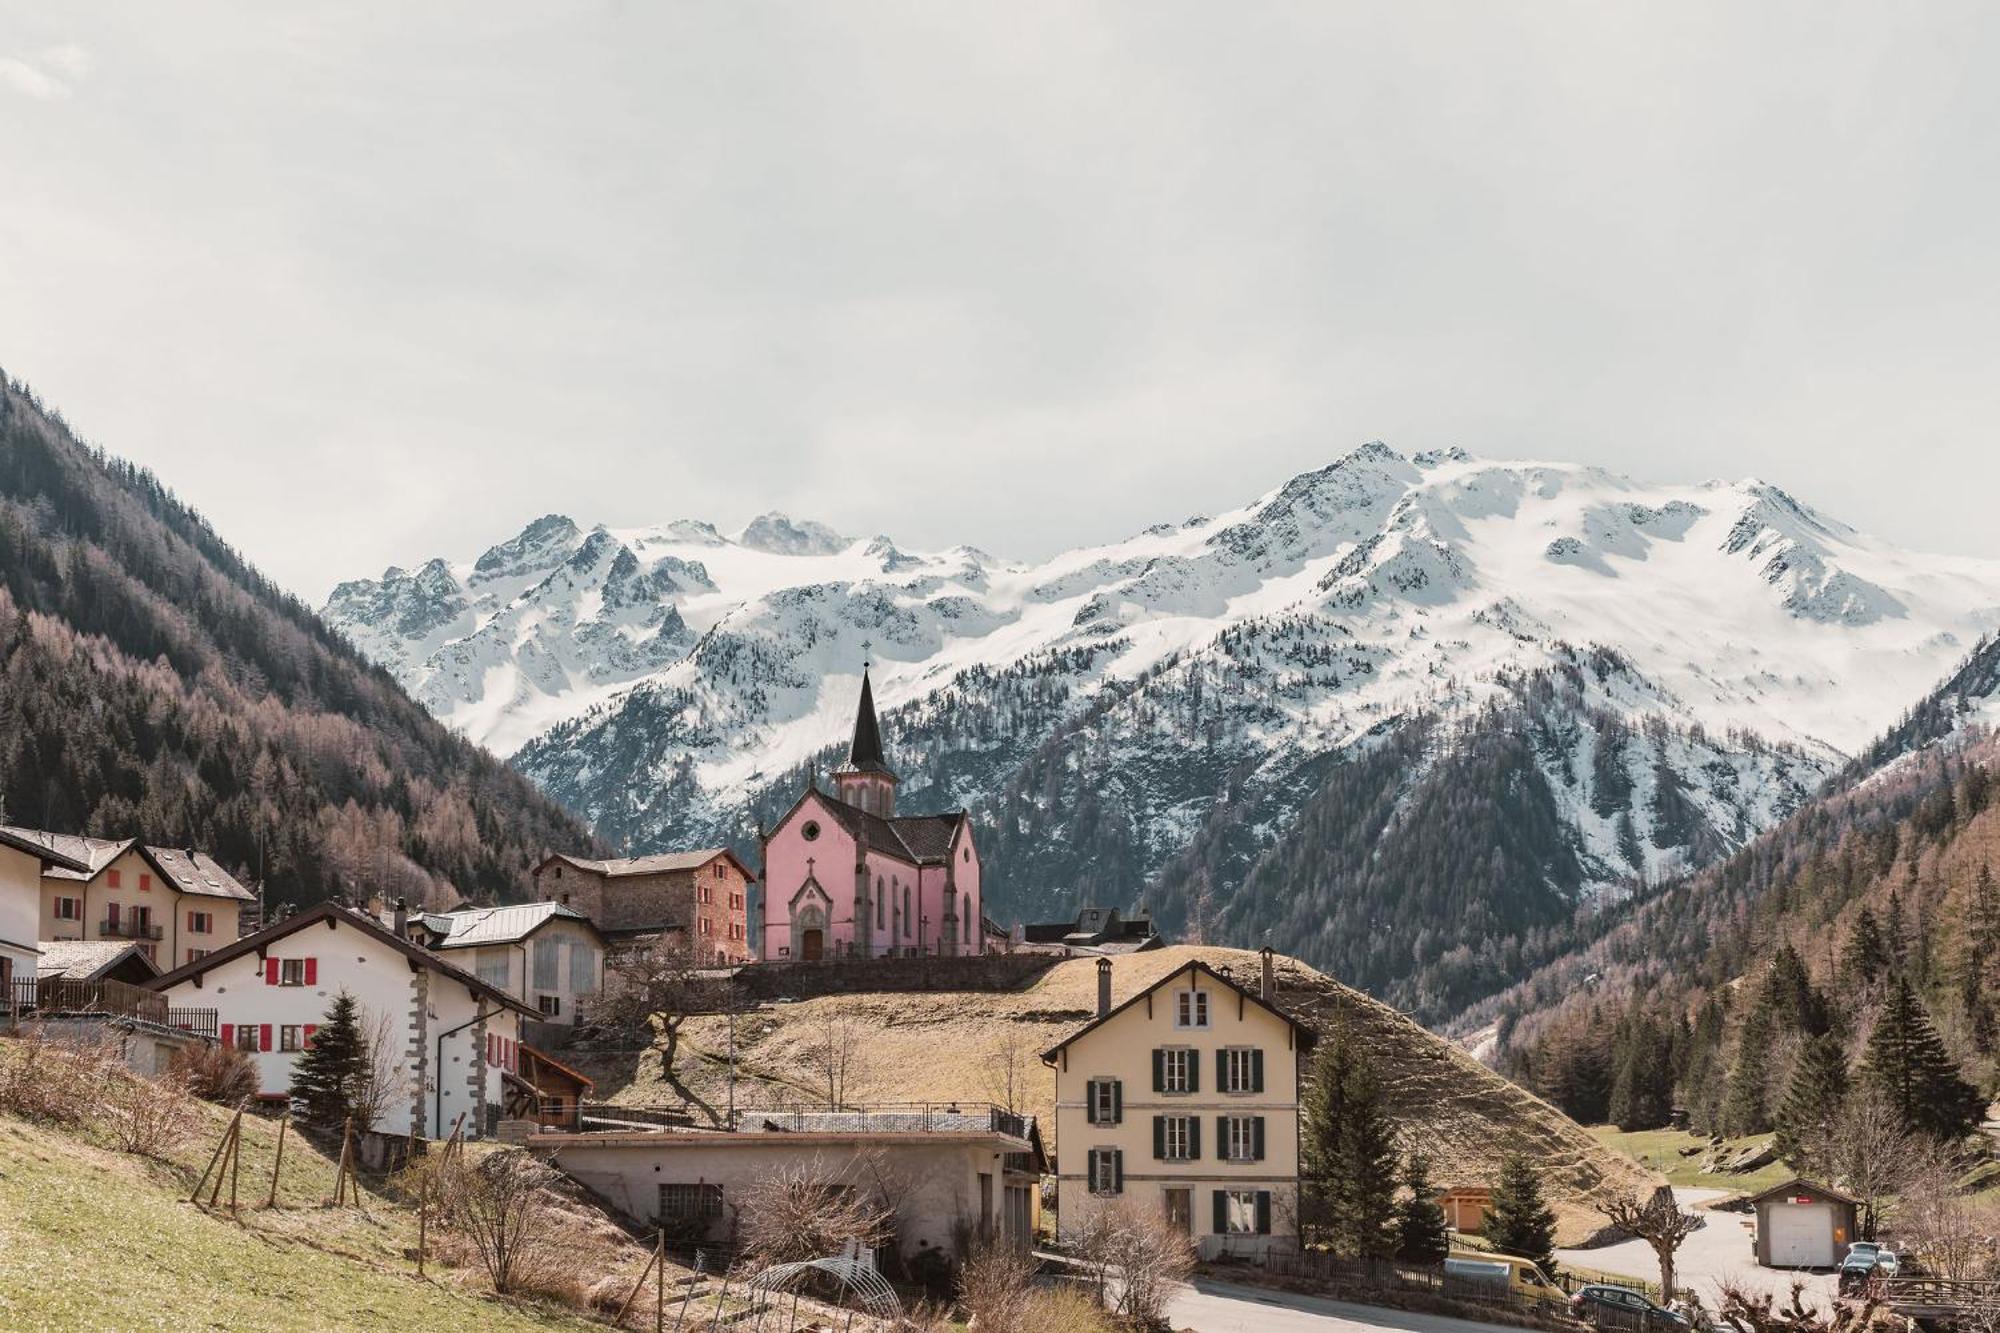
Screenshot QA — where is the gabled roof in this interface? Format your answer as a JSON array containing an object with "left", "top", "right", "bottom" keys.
[
  {"left": 537, "top": 848, "right": 757, "bottom": 882},
  {"left": 519, "top": 1043, "right": 595, "bottom": 1091},
  {"left": 423, "top": 901, "right": 604, "bottom": 950},
  {"left": 0, "top": 825, "right": 99, "bottom": 875},
  {"left": 1745, "top": 1176, "right": 1860, "bottom": 1208},
  {"left": 0, "top": 826, "right": 254, "bottom": 900},
  {"left": 146, "top": 900, "right": 538, "bottom": 1017},
  {"left": 35, "top": 939, "right": 161, "bottom": 981},
  {"left": 1037, "top": 958, "right": 1317, "bottom": 1065},
  {"left": 776, "top": 787, "right": 970, "bottom": 868}
]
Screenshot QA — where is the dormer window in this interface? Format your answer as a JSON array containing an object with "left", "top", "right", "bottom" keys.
[{"left": 1175, "top": 990, "right": 1209, "bottom": 1029}]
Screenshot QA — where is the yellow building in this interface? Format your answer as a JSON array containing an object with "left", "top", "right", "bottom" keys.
[
  {"left": 3, "top": 828, "right": 255, "bottom": 968},
  {"left": 1041, "top": 951, "right": 1314, "bottom": 1259}
]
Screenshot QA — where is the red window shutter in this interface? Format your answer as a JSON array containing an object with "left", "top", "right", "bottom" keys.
[
  {"left": 220, "top": 1023, "right": 233, "bottom": 1046},
  {"left": 108, "top": 869, "right": 121, "bottom": 889},
  {"left": 108, "top": 902, "right": 120, "bottom": 927},
  {"left": 140, "top": 874, "right": 151, "bottom": 892},
  {"left": 265, "top": 958, "right": 279, "bottom": 985},
  {"left": 304, "top": 1024, "right": 317, "bottom": 1048},
  {"left": 185, "top": 910, "right": 194, "bottom": 931},
  {"left": 304, "top": 958, "right": 317, "bottom": 986},
  {"left": 259, "top": 1024, "right": 272, "bottom": 1052}
]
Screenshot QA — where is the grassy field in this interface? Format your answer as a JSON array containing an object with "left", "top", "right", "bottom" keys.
[
  {"left": 1586, "top": 1125, "right": 1793, "bottom": 1194},
  {"left": 0, "top": 1036, "right": 665, "bottom": 1333}
]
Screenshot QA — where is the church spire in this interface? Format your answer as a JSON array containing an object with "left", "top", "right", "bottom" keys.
[{"left": 847, "top": 666, "right": 890, "bottom": 774}]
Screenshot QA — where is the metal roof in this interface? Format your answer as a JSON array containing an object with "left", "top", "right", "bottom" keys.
[{"left": 425, "top": 900, "right": 600, "bottom": 949}]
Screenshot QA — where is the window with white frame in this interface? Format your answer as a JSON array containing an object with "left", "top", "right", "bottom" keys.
[
  {"left": 1223, "top": 1190, "right": 1261, "bottom": 1234},
  {"left": 279, "top": 958, "right": 307, "bottom": 986},
  {"left": 1087, "top": 1077, "right": 1120, "bottom": 1125},
  {"left": 537, "top": 993, "right": 561, "bottom": 1017},
  {"left": 1161, "top": 1114, "right": 1193, "bottom": 1161},
  {"left": 1224, "top": 1115, "right": 1261, "bottom": 1162},
  {"left": 1222, "top": 1047, "right": 1261, "bottom": 1093},
  {"left": 235, "top": 1026, "right": 258, "bottom": 1052},
  {"left": 1161, "top": 1047, "right": 1193, "bottom": 1094},
  {"left": 1087, "top": 1147, "right": 1122, "bottom": 1195},
  {"left": 1175, "top": 989, "right": 1210, "bottom": 1029},
  {"left": 280, "top": 1025, "right": 302, "bottom": 1053}
]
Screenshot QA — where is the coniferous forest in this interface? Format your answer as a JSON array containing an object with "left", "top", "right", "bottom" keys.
[{"left": 0, "top": 375, "right": 596, "bottom": 912}]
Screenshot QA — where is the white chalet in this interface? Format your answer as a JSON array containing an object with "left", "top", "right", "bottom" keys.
[{"left": 148, "top": 902, "right": 537, "bottom": 1139}]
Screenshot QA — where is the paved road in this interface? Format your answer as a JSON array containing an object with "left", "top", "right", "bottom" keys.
[
  {"left": 1555, "top": 1188, "right": 1837, "bottom": 1316},
  {"left": 1167, "top": 1276, "right": 1522, "bottom": 1333}
]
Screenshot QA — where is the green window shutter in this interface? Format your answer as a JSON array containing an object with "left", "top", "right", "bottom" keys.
[
  {"left": 1151, "top": 1049, "right": 1164, "bottom": 1093},
  {"left": 1188, "top": 1051, "right": 1200, "bottom": 1093},
  {"left": 1256, "top": 1191, "right": 1271, "bottom": 1235},
  {"left": 1216, "top": 1049, "right": 1228, "bottom": 1091},
  {"left": 1252, "top": 1049, "right": 1265, "bottom": 1093},
  {"left": 1212, "top": 1190, "right": 1228, "bottom": 1235},
  {"left": 1113, "top": 1150, "right": 1123, "bottom": 1193},
  {"left": 1153, "top": 1115, "right": 1166, "bottom": 1160},
  {"left": 1216, "top": 1114, "right": 1228, "bottom": 1159},
  {"left": 1085, "top": 1082, "right": 1098, "bottom": 1125},
  {"left": 1253, "top": 1116, "right": 1266, "bottom": 1161},
  {"left": 1188, "top": 1116, "right": 1201, "bottom": 1161},
  {"left": 1111, "top": 1079, "right": 1122, "bottom": 1124}
]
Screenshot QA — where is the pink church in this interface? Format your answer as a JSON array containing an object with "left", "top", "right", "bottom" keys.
[{"left": 759, "top": 669, "right": 984, "bottom": 961}]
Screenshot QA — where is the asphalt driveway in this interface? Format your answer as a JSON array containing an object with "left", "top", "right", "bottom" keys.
[
  {"left": 1555, "top": 1188, "right": 1838, "bottom": 1316},
  {"left": 1168, "top": 1276, "right": 1524, "bottom": 1333}
]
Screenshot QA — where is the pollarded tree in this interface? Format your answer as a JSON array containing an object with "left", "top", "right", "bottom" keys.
[
  {"left": 289, "top": 989, "right": 367, "bottom": 1131},
  {"left": 1861, "top": 976, "right": 1983, "bottom": 1141},
  {"left": 1603, "top": 1186, "right": 1701, "bottom": 1299},
  {"left": 1395, "top": 1152, "right": 1450, "bottom": 1266},
  {"left": 1487, "top": 1154, "right": 1558, "bottom": 1274}
]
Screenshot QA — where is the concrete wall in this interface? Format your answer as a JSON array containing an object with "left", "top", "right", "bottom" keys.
[
  {"left": 542, "top": 1133, "right": 1019, "bottom": 1261},
  {"left": 1050, "top": 966, "right": 1303, "bottom": 1259}
]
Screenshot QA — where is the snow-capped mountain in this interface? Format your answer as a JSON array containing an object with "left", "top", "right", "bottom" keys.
[{"left": 322, "top": 446, "right": 2000, "bottom": 1017}]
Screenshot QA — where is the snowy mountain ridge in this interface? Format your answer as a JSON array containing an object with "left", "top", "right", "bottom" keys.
[{"left": 322, "top": 445, "right": 2000, "bottom": 1011}]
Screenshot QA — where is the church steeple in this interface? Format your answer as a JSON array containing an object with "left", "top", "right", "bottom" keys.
[{"left": 834, "top": 660, "right": 899, "bottom": 816}]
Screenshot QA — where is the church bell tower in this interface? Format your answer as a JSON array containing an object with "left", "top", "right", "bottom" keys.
[{"left": 833, "top": 665, "right": 898, "bottom": 817}]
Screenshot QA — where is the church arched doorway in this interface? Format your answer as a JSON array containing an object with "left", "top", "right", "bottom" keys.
[{"left": 802, "top": 928, "right": 824, "bottom": 961}]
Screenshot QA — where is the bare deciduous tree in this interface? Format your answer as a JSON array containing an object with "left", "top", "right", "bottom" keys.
[
  {"left": 737, "top": 1154, "right": 894, "bottom": 1265},
  {"left": 1894, "top": 1143, "right": 2000, "bottom": 1282},
  {"left": 1603, "top": 1186, "right": 1703, "bottom": 1299},
  {"left": 956, "top": 1236, "right": 1039, "bottom": 1330},
  {"left": 1072, "top": 1200, "right": 1195, "bottom": 1325},
  {"left": 1712, "top": 1282, "right": 1884, "bottom": 1333},
  {"left": 604, "top": 936, "right": 711, "bottom": 1079},
  {"left": 980, "top": 1030, "right": 1032, "bottom": 1115},
  {"left": 429, "top": 1149, "right": 566, "bottom": 1295},
  {"left": 1827, "top": 1088, "right": 1916, "bottom": 1239},
  {"left": 800, "top": 1011, "right": 865, "bottom": 1110},
  {"left": 352, "top": 1008, "right": 410, "bottom": 1132}
]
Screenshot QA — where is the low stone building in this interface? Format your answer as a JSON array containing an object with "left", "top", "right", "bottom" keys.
[{"left": 534, "top": 849, "right": 754, "bottom": 965}]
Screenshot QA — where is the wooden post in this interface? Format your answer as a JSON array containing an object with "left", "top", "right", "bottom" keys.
[
  {"left": 206, "top": 1115, "right": 242, "bottom": 1211},
  {"left": 654, "top": 1227, "right": 665, "bottom": 1333},
  {"left": 674, "top": 1250, "right": 702, "bottom": 1333},
  {"left": 266, "top": 1114, "right": 289, "bottom": 1208},
  {"left": 613, "top": 1244, "right": 659, "bottom": 1327},
  {"left": 416, "top": 1159, "right": 430, "bottom": 1278},
  {"left": 332, "top": 1116, "right": 354, "bottom": 1207},
  {"left": 228, "top": 1115, "right": 241, "bottom": 1214},
  {"left": 708, "top": 1268, "right": 730, "bottom": 1329},
  {"left": 190, "top": 1109, "right": 240, "bottom": 1204}
]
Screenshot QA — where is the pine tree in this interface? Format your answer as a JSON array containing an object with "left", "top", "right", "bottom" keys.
[
  {"left": 1772, "top": 1034, "right": 1847, "bottom": 1178},
  {"left": 1299, "top": 1024, "right": 1353, "bottom": 1247},
  {"left": 1610, "top": 1007, "right": 1675, "bottom": 1131},
  {"left": 289, "top": 990, "right": 369, "bottom": 1131},
  {"left": 1861, "top": 976, "right": 1984, "bottom": 1141},
  {"left": 1395, "top": 1152, "right": 1451, "bottom": 1266},
  {"left": 1841, "top": 908, "right": 1888, "bottom": 988},
  {"left": 1884, "top": 887, "right": 1911, "bottom": 970},
  {"left": 1487, "top": 1154, "right": 1558, "bottom": 1273},
  {"left": 1331, "top": 1056, "right": 1400, "bottom": 1258}
]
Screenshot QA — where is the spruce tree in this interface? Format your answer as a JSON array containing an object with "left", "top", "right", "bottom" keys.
[
  {"left": 1487, "top": 1154, "right": 1558, "bottom": 1274},
  {"left": 288, "top": 989, "right": 369, "bottom": 1131},
  {"left": 1841, "top": 909, "right": 1888, "bottom": 988},
  {"left": 1299, "top": 1024, "right": 1354, "bottom": 1247},
  {"left": 1332, "top": 1056, "right": 1399, "bottom": 1258},
  {"left": 1395, "top": 1152, "right": 1451, "bottom": 1266},
  {"left": 1862, "top": 976, "right": 1983, "bottom": 1141},
  {"left": 1610, "top": 1008, "right": 1674, "bottom": 1131},
  {"left": 1772, "top": 1034, "right": 1847, "bottom": 1178}
]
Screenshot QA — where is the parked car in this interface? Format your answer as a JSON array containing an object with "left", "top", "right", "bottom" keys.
[
  {"left": 1838, "top": 1244, "right": 1900, "bottom": 1294},
  {"left": 1570, "top": 1283, "right": 1691, "bottom": 1331}
]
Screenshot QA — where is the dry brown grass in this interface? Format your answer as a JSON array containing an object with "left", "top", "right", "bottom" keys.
[{"left": 587, "top": 946, "right": 1655, "bottom": 1242}]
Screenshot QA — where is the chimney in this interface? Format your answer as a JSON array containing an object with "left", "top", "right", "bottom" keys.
[
  {"left": 1260, "top": 946, "right": 1276, "bottom": 1001},
  {"left": 393, "top": 896, "right": 408, "bottom": 937},
  {"left": 1096, "top": 958, "right": 1113, "bottom": 1018}
]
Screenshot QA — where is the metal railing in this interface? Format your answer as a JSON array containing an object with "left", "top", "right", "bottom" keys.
[
  {"left": 729, "top": 1101, "right": 1028, "bottom": 1139},
  {"left": 98, "top": 918, "right": 165, "bottom": 941}
]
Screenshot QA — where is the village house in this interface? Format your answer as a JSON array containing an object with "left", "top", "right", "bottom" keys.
[
  {"left": 537, "top": 1106, "right": 1048, "bottom": 1261},
  {"left": 404, "top": 900, "right": 608, "bottom": 1025},
  {"left": 148, "top": 901, "right": 537, "bottom": 1139},
  {"left": 533, "top": 848, "right": 754, "bottom": 966},
  {"left": 1041, "top": 952, "right": 1313, "bottom": 1260},
  {"left": 760, "top": 668, "right": 984, "bottom": 961},
  {"left": 0, "top": 826, "right": 89, "bottom": 1012},
  {"left": 2, "top": 825, "right": 255, "bottom": 967}
]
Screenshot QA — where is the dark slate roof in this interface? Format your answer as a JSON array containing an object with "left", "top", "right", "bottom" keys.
[
  {"left": 537, "top": 848, "right": 756, "bottom": 882},
  {"left": 141, "top": 846, "right": 256, "bottom": 902},
  {"left": 837, "top": 668, "right": 895, "bottom": 777},
  {"left": 0, "top": 826, "right": 100, "bottom": 874},
  {"left": 36, "top": 939, "right": 161, "bottom": 981},
  {"left": 811, "top": 792, "right": 968, "bottom": 867}
]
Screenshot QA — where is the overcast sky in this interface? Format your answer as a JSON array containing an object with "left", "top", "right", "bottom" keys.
[{"left": 3, "top": 2, "right": 1997, "bottom": 603}]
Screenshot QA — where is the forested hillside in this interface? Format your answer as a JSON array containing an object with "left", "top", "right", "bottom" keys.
[
  {"left": 0, "top": 374, "right": 596, "bottom": 911},
  {"left": 1488, "top": 720, "right": 2000, "bottom": 1138}
]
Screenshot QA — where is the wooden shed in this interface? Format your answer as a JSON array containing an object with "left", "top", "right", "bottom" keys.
[
  {"left": 1749, "top": 1177, "right": 1859, "bottom": 1269},
  {"left": 506, "top": 1044, "right": 595, "bottom": 1132},
  {"left": 1438, "top": 1185, "right": 1493, "bottom": 1233}
]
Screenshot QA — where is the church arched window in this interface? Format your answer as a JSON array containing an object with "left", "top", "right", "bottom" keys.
[
  {"left": 903, "top": 885, "right": 912, "bottom": 936},
  {"left": 876, "top": 886, "right": 884, "bottom": 929}
]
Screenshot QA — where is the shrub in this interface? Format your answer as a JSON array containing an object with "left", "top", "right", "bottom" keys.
[
  {"left": 1073, "top": 1201, "right": 1194, "bottom": 1326},
  {"left": 0, "top": 1026, "right": 118, "bottom": 1124},
  {"left": 170, "top": 1042, "right": 258, "bottom": 1104},
  {"left": 104, "top": 1068, "right": 194, "bottom": 1159},
  {"left": 957, "top": 1238, "right": 1037, "bottom": 1331}
]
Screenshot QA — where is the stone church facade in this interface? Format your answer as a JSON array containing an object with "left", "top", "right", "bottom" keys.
[{"left": 758, "top": 669, "right": 984, "bottom": 961}]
